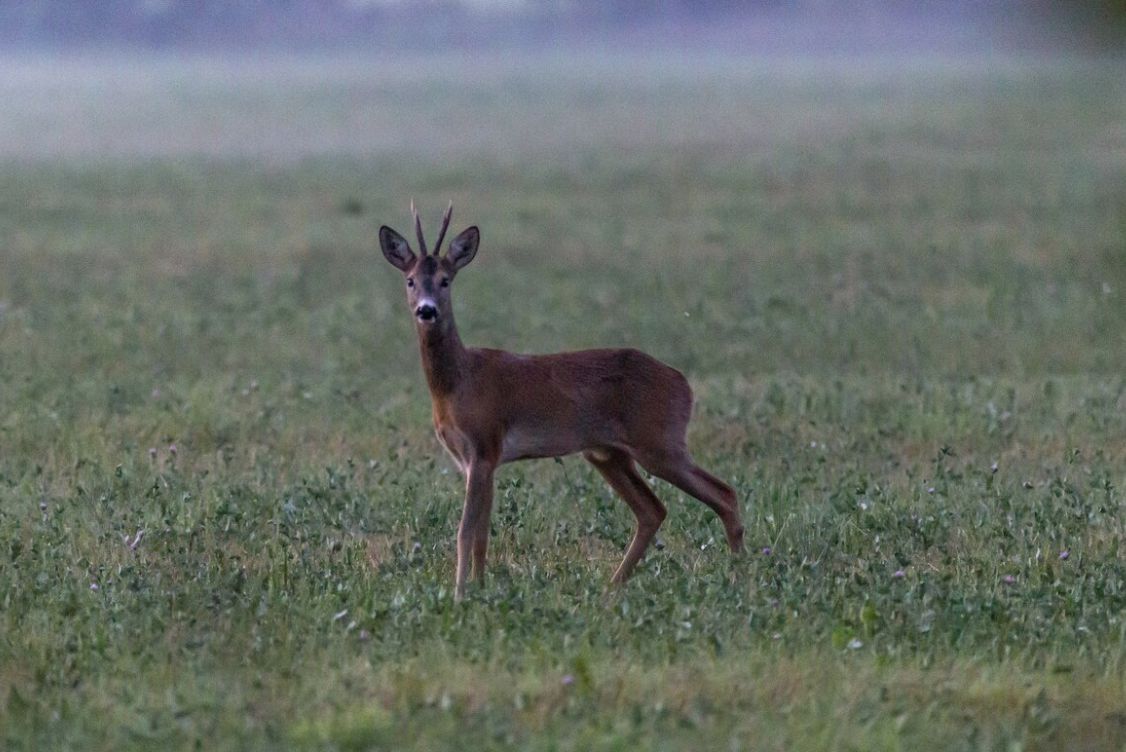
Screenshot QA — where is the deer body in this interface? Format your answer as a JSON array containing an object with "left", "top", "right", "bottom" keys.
[
  {"left": 428, "top": 344, "right": 691, "bottom": 466},
  {"left": 381, "top": 204, "right": 744, "bottom": 600}
]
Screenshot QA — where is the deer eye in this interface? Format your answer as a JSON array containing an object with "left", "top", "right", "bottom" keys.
[
  {"left": 406, "top": 278, "right": 415, "bottom": 288},
  {"left": 440, "top": 278, "right": 449, "bottom": 288}
]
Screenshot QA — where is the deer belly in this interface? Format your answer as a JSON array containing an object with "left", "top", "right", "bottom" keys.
[{"left": 500, "top": 425, "right": 582, "bottom": 463}]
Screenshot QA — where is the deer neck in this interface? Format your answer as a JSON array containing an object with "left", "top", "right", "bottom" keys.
[{"left": 417, "top": 314, "right": 466, "bottom": 396}]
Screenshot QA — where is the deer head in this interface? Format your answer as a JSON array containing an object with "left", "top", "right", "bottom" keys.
[{"left": 379, "top": 201, "right": 479, "bottom": 327}]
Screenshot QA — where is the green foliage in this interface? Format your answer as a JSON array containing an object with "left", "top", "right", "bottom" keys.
[{"left": 0, "top": 56, "right": 1124, "bottom": 751}]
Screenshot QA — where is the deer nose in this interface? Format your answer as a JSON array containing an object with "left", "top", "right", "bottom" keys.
[{"left": 415, "top": 303, "right": 438, "bottom": 321}]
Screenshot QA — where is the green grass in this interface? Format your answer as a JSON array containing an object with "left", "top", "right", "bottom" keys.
[{"left": 1, "top": 54, "right": 1124, "bottom": 751}]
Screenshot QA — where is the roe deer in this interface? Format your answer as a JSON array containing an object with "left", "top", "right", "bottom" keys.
[{"left": 380, "top": 202, "right": 744, "bottom": 600}]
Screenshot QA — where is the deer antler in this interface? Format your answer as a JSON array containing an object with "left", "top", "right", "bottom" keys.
[
  {"left": 434, "top": 201, "right": 454, "bottom": 256},
  {"left": 411, "top": 198, "right": 428, "bottom": 256}
]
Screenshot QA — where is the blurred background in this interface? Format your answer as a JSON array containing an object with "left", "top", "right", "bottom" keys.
[
  {"left": 1, "top": 0, "right": 1124, "bottom": 434},
  {"left": 0, "top": 0, "right": 1122, "bottom": 398},
  {"left": 0, "top": 1, "right": 1121, "bottom": 164},
  {"left": 0, "top": 1, "right": 1123, "bottom": 53}
]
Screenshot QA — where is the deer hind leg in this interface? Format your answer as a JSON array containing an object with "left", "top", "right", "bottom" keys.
[
  {"left": 637, "top": 449, "right": 744, "bottom": 554},
  {"left": 584, "top": 449, "right": 667, "bottom": 584}
]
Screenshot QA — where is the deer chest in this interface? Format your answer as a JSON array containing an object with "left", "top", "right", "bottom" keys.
[
  {"left": 432, "top": 397, "right": 476, "bottom": 474},
  {"left": 434, "top": 423, "right": 472, "bottom": 474}
]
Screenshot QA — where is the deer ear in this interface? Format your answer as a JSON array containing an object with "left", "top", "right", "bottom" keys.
[
  {"left": 446, "top": 226, "right": 479, "bottom": 271},
  {"left": 379, "top": 225, "right": 415, "bottom": 271}
]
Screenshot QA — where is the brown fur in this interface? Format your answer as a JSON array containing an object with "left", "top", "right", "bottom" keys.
[{"left": 380, "top": 213, "right": 744, "bottom": 600}]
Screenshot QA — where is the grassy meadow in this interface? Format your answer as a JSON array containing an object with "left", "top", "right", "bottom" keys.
[{"left": 1, "top": 54, "right": 1125, "bottom": 750}]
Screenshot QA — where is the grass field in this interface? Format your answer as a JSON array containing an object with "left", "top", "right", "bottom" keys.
[{"left": 1, "top": 53, "right": 1125, "bottom": 751}]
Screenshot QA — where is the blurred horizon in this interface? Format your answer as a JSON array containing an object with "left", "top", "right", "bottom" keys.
[{"left": 0, "top": 0, "right": 1122, "bottom": 56}]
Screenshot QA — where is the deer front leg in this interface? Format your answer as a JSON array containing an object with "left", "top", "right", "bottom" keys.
[{"left": 455, "top": 460, "right": 495, "bottom": 601}]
